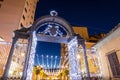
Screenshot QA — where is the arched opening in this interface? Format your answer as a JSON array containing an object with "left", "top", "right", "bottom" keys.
[{"left": 3, "top": 11, "right": 90, "bottom": 80}]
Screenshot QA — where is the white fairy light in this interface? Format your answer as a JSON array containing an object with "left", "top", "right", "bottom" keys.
[
  {"left": 26, "top": 31, "right": 37, "bottom": 80},
  {"left": 68, "top": 37, "right": 82, "bottom": 80}
]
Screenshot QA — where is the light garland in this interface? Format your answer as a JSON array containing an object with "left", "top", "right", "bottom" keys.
[
  {"left": 68, "top": 37, "right": 82, "bottom": 80},
  {"left": 26, "top": 31, "right": 37, "bottom": 80}
]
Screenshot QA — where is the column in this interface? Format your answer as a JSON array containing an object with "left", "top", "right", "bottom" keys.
[
  {"left": 68, "top": 37, "right": 82, "bottom": 80},
  {"left": 82, "top": 43, "right": 91, "bottom": 80},
  {"left": 21, "top": 31, "right": 37, "bottom": 80},
  {"left": 21, "top": 37, "right": 31, "bottom": 80},
  {"left": 3, "top": 37, "right": 18, "bottom": 80}
]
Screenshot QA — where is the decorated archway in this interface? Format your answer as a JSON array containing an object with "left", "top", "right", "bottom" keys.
[{"left": 3, "top": 11, "right": 90, "bottom": 80}]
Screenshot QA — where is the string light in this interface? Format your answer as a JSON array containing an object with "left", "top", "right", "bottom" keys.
[
  {"left": 35, "top": 54, "right": 64, "bottom": 76},
  {"left": 68, "top": 37, "right": 82, "bottom": 80}
]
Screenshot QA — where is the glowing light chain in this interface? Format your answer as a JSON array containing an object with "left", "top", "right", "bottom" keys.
[
  {"left": 26, "top": 31, "right": 37, "bottom": 80},
  {"left": 68, "top": 37, "right": 82, "bottom": 80},
  {"left": 35, "top": 54, "right": 66, "bottom": 76},
  {"left": 35, "top": 54, "right": 61, "bottom": 68}
]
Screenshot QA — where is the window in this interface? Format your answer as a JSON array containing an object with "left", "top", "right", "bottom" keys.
[
  {"left": 20, "top": 23, "right": 24, "bottom": 27},
  {"left": 0, "top": 0, "right": 3, "bottom": 1},
  {"left": 26, "top": 1, "right": 28, "bottom": 5},
  {"left": 31, "top": 16, "right": 33, "bottom": 19},
  {"left": 23, "top": 15, "right": 25, "bottom": 20},
  {"left": 107, "top": 52, "right": 120, "bottom": 78},
  {"left": 25, "top": 7, "right": 27, "bottom": 13}
]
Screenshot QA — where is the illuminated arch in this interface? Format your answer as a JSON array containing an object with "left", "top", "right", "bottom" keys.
[{"left": 32, "top": 15, "right": 74, "bottom": 37}]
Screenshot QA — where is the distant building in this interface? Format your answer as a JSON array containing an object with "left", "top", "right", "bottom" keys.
[
  {"left": 61, "top": 26, "right": 91, "bottom": 66},
  {"left": 61, "top": 26, "right": 101, "bottom": 77},
  {"left": 93, "top": 23, "right": 120, "bottom": 80},
  {"left": 89, "top": 33, "right": 106, "bottom": 42},
  {"left": 0, "top": 0, "right": 38, "bottom": 41},
  {"left": 73, "top": 26, "right": 89, "bottom": 41}
]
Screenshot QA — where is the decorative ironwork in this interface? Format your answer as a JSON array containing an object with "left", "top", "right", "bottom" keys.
[
  {"left": 50, "top": 10, "right": 58, "bottom": 16},
  {"left": 39, "top": 23, "right": 64, "bottom": 37}
]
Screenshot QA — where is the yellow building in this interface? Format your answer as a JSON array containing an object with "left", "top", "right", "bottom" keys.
[
  {"left": 93, "top": 23, "right": 120, "bottom": 80},
  {"left": 0, "top": 0, "right": 38, "bottom": 42},
  {"left": 61, "top": 26, "right": 100, "bottom": 77},
  {"left": 73, "top": 26, "right": 89, "bottom": 41}
]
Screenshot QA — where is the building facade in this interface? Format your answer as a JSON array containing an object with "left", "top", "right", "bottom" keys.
[
  {"left": 0, "top": 0, "right": 38, "bottom": 41},
  {"left": 0, "top": 41, "right": 11, "bottom": 77},
  {"left": 0, "top": 0, "right": 38, "bottom": 77},
  {"left": 61, "top": 26, "right": 101, "bottom": 77},
  {"left": 93, "top": 23, "right": 120, "bottom": 80}
]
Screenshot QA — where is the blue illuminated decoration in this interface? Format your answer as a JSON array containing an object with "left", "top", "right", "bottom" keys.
[{"left": 36, "top": 22, "right": 68, "bottom": 37}]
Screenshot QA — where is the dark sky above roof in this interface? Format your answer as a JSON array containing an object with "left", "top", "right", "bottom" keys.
[
  {"left": 34, "top": 0, "right": 120, "bottom": 66},
  {"left": 35, "top": 0, "right": 120, "bottom": 35}
]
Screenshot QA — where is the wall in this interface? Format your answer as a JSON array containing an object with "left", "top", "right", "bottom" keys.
[
  {"left": 0, "top": 0, "right": 25, "bottom": 41},
  {"left": 94, "top": 24, "right": 120, "bottom": 80}
]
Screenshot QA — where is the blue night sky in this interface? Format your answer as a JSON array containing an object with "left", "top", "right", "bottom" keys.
[
  {"left": 34, "top": 0, "right": 120, "bottom": 66},
  {"left": 34, "top": 41, "right": 61, "bottom": 66},
  {"left": 35, "top": 0, "right": 120, "bottom": 35}
]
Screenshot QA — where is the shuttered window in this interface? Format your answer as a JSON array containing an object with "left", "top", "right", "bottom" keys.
[{"left": 107, "top": 52, "right": 120, "bottom": 78}]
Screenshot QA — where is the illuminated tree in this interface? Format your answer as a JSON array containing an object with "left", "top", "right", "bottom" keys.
[{"left": 33, "top": 66, "right": 41, "bottom": 80}]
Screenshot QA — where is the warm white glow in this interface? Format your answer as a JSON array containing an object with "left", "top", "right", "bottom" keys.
[
  {"left": 21, "top": 53, "right": 25, "bottom": 56},
  {"left": 9, "top": 70, "right": 13, "bottom": 75},
  {"left": 26, "top": 31, "right": 37, "bottom": 80},
  {"left": 77, "top": 54, "right": 80, "bottom": 59},
  {"left": 68, "top": 37, "right": 82, "bottom": 80},
  {"left": 20, "top": 72, "right": 22, "bottom": 76}
]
